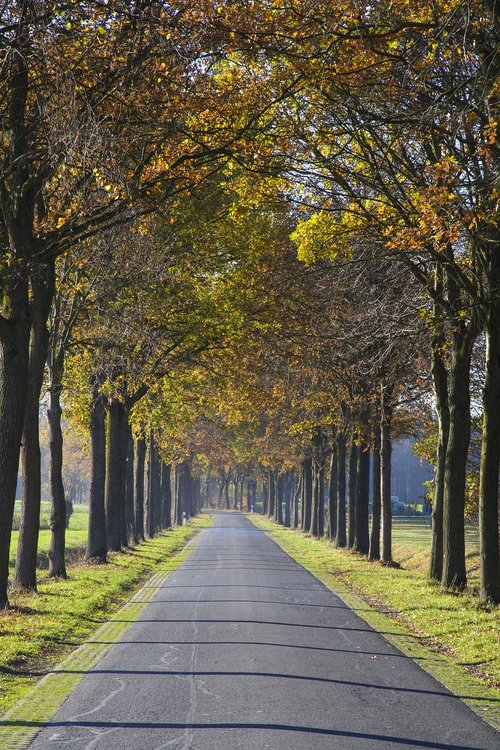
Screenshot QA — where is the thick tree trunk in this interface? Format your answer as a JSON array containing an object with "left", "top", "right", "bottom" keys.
[
  {"left": 328, "top": 442, "right": 338, "bottom": 541},
  {"left": 124, "top": 422, "right": 135, "bottom": 546},
  {"left": 233, "top": 478, "right": 238, "bottom": 510},
  {"left": 147, "top": 436, "right": 161, "bottom": 536},
  {"left": 275, "top": 472, "right": 284, "bottom": 524},
  {"left": 14, "top": 265, "right": 54, "bottom": 591},
  {"left": 335, "top": 432, "right": 347, "bottom": 548},
  {"left": 347, "top": 436, "right": 358, "bottom": 549},
  {"left": 442, "top": 327, "right": 475, "bottom": 590},
  {"left": 369, "top": 424, "right": 381, "bottom": 561},
  {"left": 477, "top": 247, "right": 500, "bottom": 602},
  {"left": 381, "top": 384, "right": 393, "bottom": 564},
  {"left": 47, "top": 382, "right": 67, "bottom": 578},
  {"left": 87, "top": 384, "right": 107, "bottom": 562},
  {"left": 268, "top": 470, "right": 276, "bottom": 519},
  {"left": 293, "top": 473, "right": 301, "bottom": 529},
  {"left": 354, "top": 421, "right": 370, "bottom": 555},
  {"left": 224, "top": 478, "right": 230, "bottom": 510},
  {"left": 430, "top": 338, "right": 449, "bottom": 581},
  {"left": 161, "top": 463, "right": 172, "bottom": 529},
  {"left": 284, "top": 472, "right": 292, "bottom": 527},
  {"left": 302, "top": 457, "right": 312, "bottom": 532},
  {"left": 105, "top": 399, "right": 126, "bottom": 551},
  {"left": 479, "top": 314, "right": 500, "bottom": 602},
  {"left": 134, "top": 438, "right": 146, "bottom": 542}
]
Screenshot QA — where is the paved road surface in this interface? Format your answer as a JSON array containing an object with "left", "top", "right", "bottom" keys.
[{"left": 26, "top": 513, "right": 499, "bottom": 749}]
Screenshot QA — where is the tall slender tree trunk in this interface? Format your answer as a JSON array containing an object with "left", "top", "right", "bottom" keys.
[
  {"left": 275, "top": 472, "right": 284, "bottom": 524},
  {"left": 105, "top": 398, "right": 126, "bottom": 551},
  {"left": 224, "top": 477, "right": 230, "bottom": 510},
  {"left": 381, "top": 384, "right": 393, "bottom": 564},
  {"left": 284, "top": 472, "right": 292, "bottom": 527},
  {"left": 134, "top": 438, "right": 146, "bottom": 542},
  {"left": 478, "top": 252, "right": 500, "bottom": 603},
  {"left": 369, "top": 423, "right": 381, "bottom": 561},
  {"left": 14, "top": 265, "right": 55, "bottom": 591},
  {"left": 328, "top": 440, "right": 338, "bottom": 541},
  {"left": 347, "top": 435, "right": 358, "bottom": 549},
  {"left": 47, "top": 379, "right": 67, "bottom": 578},
  {"left": 442, "top": 325, "right": 475, "bottom": 590},
  {"left": 293, "top": 473, "right": 301, "bottom": 529},
  {"left": 268, "top": 470, "right": 276, "bottom": 519},
  {"left": 87, "top": 383, "right": 107, "bottom": 562},
  {"left": 124, "top": 422, "right": 135, "bottom": 546},
  {"left": 335, "top": 433, "right": 347, "bottom": 548},
  {"left": 302, "top": 457, "right": 312, "bottom": 532},
  {"left": 430, "top": 336, "right": 449, "bottom": 581},
  {"left": 354, "top": 418, "right": 370, "bottom": 555},
  {"left": 161, "top": 463, "right": 172, "bottom": 529}
]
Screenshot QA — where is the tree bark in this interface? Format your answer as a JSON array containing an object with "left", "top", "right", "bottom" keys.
[
  {"left": 47, "top": 380, "right": 67, "bottom": 578},
  {"left": 335, "top": 432, "right": 347, "bottom": 548},
  {"left": 105, "top": 398, "right": 126, "bottom": 551},
  {"left": 302, "top": 456, "right": 313, "bottom": 532},
  {"left": 124, "top": 422, "right": 135, "bottom": 546},
  {"left": 369, "top": 423, "right": 381, "bottom": 561},
  {"left": 275, "top": 472, "right": 284, "bottom": 524},
  {"left": 14, "top": 264, "right": 55, "bottom": 591},
  {"left": 430, "top": 336, "right": 449, "bottom": 581},
  {"left": 268, "top": 469, "right": 276, "bottom": 519},
  {"left": 328, "top": 440, "right": 338, "bottom": 541},
  {"left": 479, "top": 302, "right": 500, "bottom": 602},
  {"left": 354, "top": 419, "right": 370, "bottom": 555},
  {"left": 442, "top": 325, "right": 475, "bottom": 590},
  {"left": 381, "top": 384, "right": 393, "bottom": 564},
  {"left": 134, "top": 438, "right": 146, "bottom": 542},
  {"left": 161, "top": 463, "right": 172, "bottom": 529},
  {"left": 347, "top": 436, "right": 358, "bottom": 549},
  {"left": 87, "top": 383, "right": 107, "bottom": 562}
]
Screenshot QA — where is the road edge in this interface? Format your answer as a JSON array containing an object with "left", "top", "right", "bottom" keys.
[
  {"left": 0, "top": 526, "right": 209, "bottom": 750},
  {"left": 247, "top": 514, "right": 500, "bottom": 733}
]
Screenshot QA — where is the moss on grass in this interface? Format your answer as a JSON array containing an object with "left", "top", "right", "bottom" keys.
[{"left": 248, "top": 515, "right": 500, "bottom": 731}]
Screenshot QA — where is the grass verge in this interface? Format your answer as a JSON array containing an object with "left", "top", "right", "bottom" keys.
[
  {"left": 248, "top": 515, "right": 500, "bottom": 731},
  {"left": 0, "top": 515, "right": 213, "bottom": 724}
]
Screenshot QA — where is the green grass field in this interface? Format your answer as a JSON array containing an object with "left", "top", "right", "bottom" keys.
[
  {"left": 249, "top": 516, "right": 499, "bottom": 696},
  {"left": 0, "top": 511, "right": 213, "bottom": 714},
  {"left": 10, "top": 502, "right": 89, "bottom": 571}
]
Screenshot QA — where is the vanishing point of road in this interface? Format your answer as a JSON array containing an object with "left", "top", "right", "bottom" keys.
[{"left": 24, "top": 513, "right": 499, "bottom": 749}]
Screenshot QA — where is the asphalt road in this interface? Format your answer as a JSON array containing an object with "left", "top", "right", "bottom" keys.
[{"left": 26, "top": 512, "right": 499, "bottom": 750}]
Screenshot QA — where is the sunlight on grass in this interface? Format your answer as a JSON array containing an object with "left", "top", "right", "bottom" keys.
[{"left": 0, "top": 514, "right": 212, "bottom": 714}]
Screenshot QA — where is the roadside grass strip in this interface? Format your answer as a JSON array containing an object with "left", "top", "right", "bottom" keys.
[
  {"left": 248, "top": 515, "right": 500, "bottom": 732},
  {"left": 0, "top": 516, "right": 213, "bottom": 749}
]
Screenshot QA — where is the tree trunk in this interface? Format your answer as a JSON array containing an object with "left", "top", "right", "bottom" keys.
[
  {"left": 328, "top": 441, "right": 338, "bottom": 541},
  {"left": 293, "top": 472, "right": 301, "bottom": 529},
  {"left": 147, "top": 436, "right": 161, "bottom": 536},
  {"left": 430, "top": 337, "right": 449, "bottom": 581},
  {"left": 335, "top": 433, "right": 347, "bottom": 548},
  {"left": 268, "top": 469, "right": 276, "bottom": 519},
  {"left": 302, "top": 457, "right": 312, "bottom": 532},
  {"left": 47, "top": 380, "right": 67, "bottom": 578},
  {"left": 275, "top": 472, "right": 284, "bottom": 524},
  {"left": 134, "top": 438, "right": 146, "bottom": 542},
  {"left": 161, "top": 463, "right": 172, "bottom": 529},
  {"left": 87, "top": 383, "right": 107, "bottom": 562},
  {"left": 442, "top": 326, "right": 475, "bottom": 590},
  {"left": 105, "top": 398, "right": 126, "bottom": 551},
  {"left": 284, "top": 472, "right": 292, "bottom": 527},
  {"left": 479, "top": 303, "right": 500, "bottom": 602},
  {"left": 124, "top": 422, "right": 135, "bottom": 546},
  {"left": 369, "top": 423, "right": 381, "bottom": 561},
  {"left": 224, "top": 477, "right": 230, "bottom": 510},
  {"left": 14, "top": 265, "right": 55, "bottom": 591},
  {"left": 381, "top": 384, "right": 393, "bottom": 564},
  {"left": 354, "top": 420, "right": 370, "bottom": 555},
  {"left": 347, "top": 436, "right": 358, "bottom": 549}
]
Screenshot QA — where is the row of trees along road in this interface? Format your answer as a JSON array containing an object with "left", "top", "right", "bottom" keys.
[{"left": 0, "top": 1, "right": 498, "bottom": 607}]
